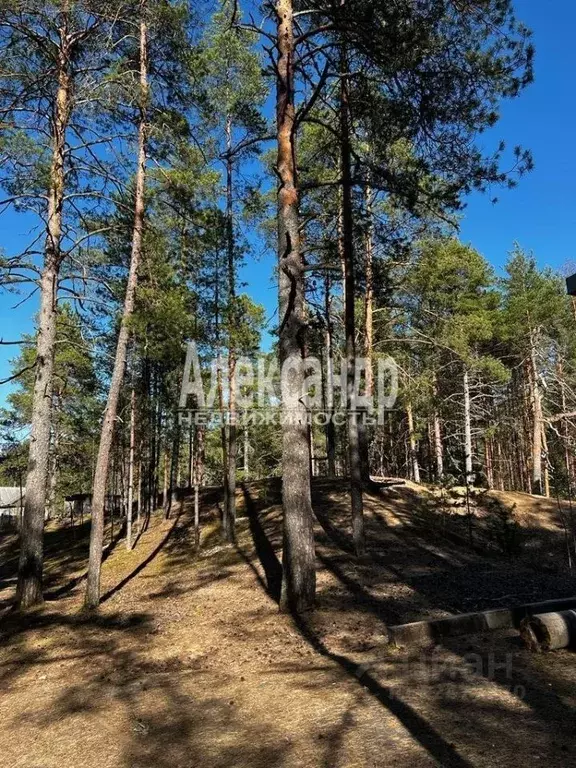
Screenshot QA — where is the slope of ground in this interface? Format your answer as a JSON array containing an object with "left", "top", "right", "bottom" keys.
[{"left": 0, "top": 481, "right": 575, "bottom": 767}]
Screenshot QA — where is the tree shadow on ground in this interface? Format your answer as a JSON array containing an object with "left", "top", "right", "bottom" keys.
[
  {"left": 0, "top": 604, "right": 293, "bottom": 768},
  {"left": 241, "top": 481, "right": 576, "bottom": 768}
]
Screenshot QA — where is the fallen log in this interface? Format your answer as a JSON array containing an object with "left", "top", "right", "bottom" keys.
[
  {"left": 520, "top": 610, "right": 576, "bottom": 652},
  {"left": 388, "top": 596, "right": 576, "bottom": 647}
]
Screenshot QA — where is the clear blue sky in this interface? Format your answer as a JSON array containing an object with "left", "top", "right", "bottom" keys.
[{"left": 1, "top": 0, "right": 574, "bottom": 406}]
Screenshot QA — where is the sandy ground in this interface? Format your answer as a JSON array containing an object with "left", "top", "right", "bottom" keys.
[{"left": 0, "top": 481, "right": 575, "bottom": 767}]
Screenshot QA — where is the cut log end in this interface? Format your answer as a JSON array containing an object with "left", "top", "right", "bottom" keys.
[{"left": 520, "top": 611, "right": 576, "bottom": 652}]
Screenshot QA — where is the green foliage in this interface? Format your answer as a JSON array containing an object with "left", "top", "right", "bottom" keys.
[{"left": 0, "top": 304, "right": 101, "bottom": 503}]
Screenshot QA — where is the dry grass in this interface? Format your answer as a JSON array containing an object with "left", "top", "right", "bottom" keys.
[{"left": 0, "top": 481, "right": 575, "bottom": 767}]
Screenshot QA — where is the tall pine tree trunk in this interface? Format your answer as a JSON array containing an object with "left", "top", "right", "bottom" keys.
[
  {"left": 16, "top": 30, "right": 72, "bottom": 609},
  {"left": 324, "top": 274, "right": 336, "bottom": 477},
  {"left": 357, "top": 182, "right": 373, "bottom": 482},
  {"left": 85, "top": 9, "right": 148, "bottom": 609},
  {"left": 224, "top": 115, "right": 237, "bottom": 542},
  {"left": 276, "top": 0, "right": 316, "bottom": 613},
  {"left": 340, "top": 45, "right": 365, "bottom": 556}
]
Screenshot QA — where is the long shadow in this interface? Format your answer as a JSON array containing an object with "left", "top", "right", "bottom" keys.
[
  {"left": 100, "top": 511, "right": 182, "bottom": 604},
  {"left": 312, "top": 504, "right": 356, "bottom": 555},
  {"left": 292, "top": 611, "right": 475, "bottom": 768},
  {"left": 314, "top": 483, "right": 576, "bottom": 760},
  {"left": 240, "top": 484, "right": 474, "bottom": 768},
  {"left": 241, "top": 483, "right": 282, "bottom": 602},
  {"left": 44, "top": 516, "right": 127, "bottom": 602}
]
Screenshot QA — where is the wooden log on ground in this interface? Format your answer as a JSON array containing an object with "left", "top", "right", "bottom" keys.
[
  {"left": 389, "top": 597, "right": 576, "bottom": 647},
  {"left": 520, "top": 610, "right": 576, "bottom": 652}
]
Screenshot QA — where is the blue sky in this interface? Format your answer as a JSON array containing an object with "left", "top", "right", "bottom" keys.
[{"left": 1, "top": 0, "right": 575, "bottom": 407}]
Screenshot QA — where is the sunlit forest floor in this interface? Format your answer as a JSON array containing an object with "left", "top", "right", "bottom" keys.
[{"left": 0, "top": 480, "right": 575, "bottom": 767}]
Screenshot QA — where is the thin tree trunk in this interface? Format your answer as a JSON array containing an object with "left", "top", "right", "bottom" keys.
[
  {"left": 85, "top": 10, "right": 148, "bottom": 609},
  {"left": 225, "top": 115, "right": 237, "bottom": 542},
  {"left": 137, "top": 454, "right": 142, "bottom": 530},
  {"left": 16, "top": 26, "right": 72, "bottom": 608},
  {"left": 463, "top": 368, "right": 473, "bottom": 487},
  {"left": 276, "top": 0, "right": 316, "bottom": 613},
  {"left": 494, "top": 437, "right": 502, "bottom": 490},
  {"left": 162, "top": 447, "right": 169, "bottom": 514},
  {"left": 195, "top": 426, "right": 205, "bottom": 486},
  {"left": 324, "top": 274, "right": 336, "bottom": 477},
  {"left": 188, "top": 422, "right": 195, "bottom": 490},
  {"left": 529, "top": 342, "right": 543, "bottom": 495},
  {"left": 432, "top": 373, "right": 444, "bottom": 482},
  {"left": 243, "top": 423, "right": 249, "bottom": 479},
  {"left": 485, "top": 438, "right": 494, "bottom": 490},
  {"left": 126, "top": 388, "right": 135, "bottom": 550},
  {"left": 340, "top": 44, "right": 365, "bottom": 556},
  {"left": 46, "top": 424, "right": 59, "bottom": 521},
  {"left": 358, "top": 181, "right": 373, "bottom": 482},
  {"left": 560, "top": 364, "right": 572, "bottom": 491},
  {"left": 541, "top": 423, "right": 550, "bottom": 499},
  {"left": 406, "top": 401, "right": 420, "bottom": 484}
]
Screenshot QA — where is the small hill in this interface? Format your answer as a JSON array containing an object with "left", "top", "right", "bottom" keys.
[{"left": 0, "top": 479, "right": 575, "bottom": 768}]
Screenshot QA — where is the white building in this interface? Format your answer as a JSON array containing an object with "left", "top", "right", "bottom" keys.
[{"left": 0, "top": 487, "right": 24, "bottom": 529}]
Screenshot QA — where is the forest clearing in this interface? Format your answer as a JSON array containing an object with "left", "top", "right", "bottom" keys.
[{"left": 1, "top": 480, "right": 575, "bottom": 768}]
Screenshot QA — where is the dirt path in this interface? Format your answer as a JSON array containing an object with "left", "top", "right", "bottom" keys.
[
  {"left": 0, "top": 498, "right": 437, "bottom": 768},
  {"left": 0, "top": 487, "right": 575, "bottom": 767}
]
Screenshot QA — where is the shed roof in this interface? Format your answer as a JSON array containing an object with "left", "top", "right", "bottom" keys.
[{"left": 0, "top": 487, "right": 24, "bottom": 509}]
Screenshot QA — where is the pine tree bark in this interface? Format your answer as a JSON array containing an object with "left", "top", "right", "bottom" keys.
[
  {"left": 188, "top": 422, "right": 195, "bottom": 490},
  {"left": 463, "top": 368, "right": 474, "bottom": 487},
  {"left": 243, "top": 424, "right": 249, "bottom": 480},
  {"left": 224, "top": 115, "right": 237, "bottom": 542},
  {"left": 323, "top": 274, "right": 336, "bottom": 477},
  {"left": 357, "top": 182, "right": 373, "bottom": 482},
  {"left": 85, "top": 9, "right": 148, "bottom": 609},
  {"left": 162, "top": 447, "right": 169, "bottom": 515},
  {"left": 541, "top": 423, "right": 550, "bottom": 499},
  {"left": 46, "top": 419, "right": 60, "bottom": 521},
  {"left": 406, "top": 401, "right": 420, "bottom": 484},
  {"left": 432, "top": 373, "right": 444, "bottom": 482},
  {"left": 276, "top": 0, "right": 316, "bottom": 613},
  {"left": 559, "top": 363, "right": 572, "bottom": 490},
  {"left": 529, "top": 340, "right": 543, "bottom": 495},
  {"left": 126, "top": 387, "right": 135, "bottom": 550},
  {"left": 485, "top": 438, "right": 494, "bottom": 490},
  {"left": 195, "top": 426, "right": 205, "bottom": 486},
  {"left": 16, "top": 28, "right": 72, "bottom": 609},
  {"left": 340, "top": 45, "right": 365, "bottom": 556}
]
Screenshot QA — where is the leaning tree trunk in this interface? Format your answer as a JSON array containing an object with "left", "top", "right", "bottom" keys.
[
  {"left": 276, "top": 0, "right": 316, "bottom": 613},
  {"left": 340, "top": 45, "right": 365, "bottom": 556},
  {"left": 85, "top": 11, "right": 148, "bottom": 609},
  {"left": 16, "top": 36, "right": 71, "bottom": 609}
]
